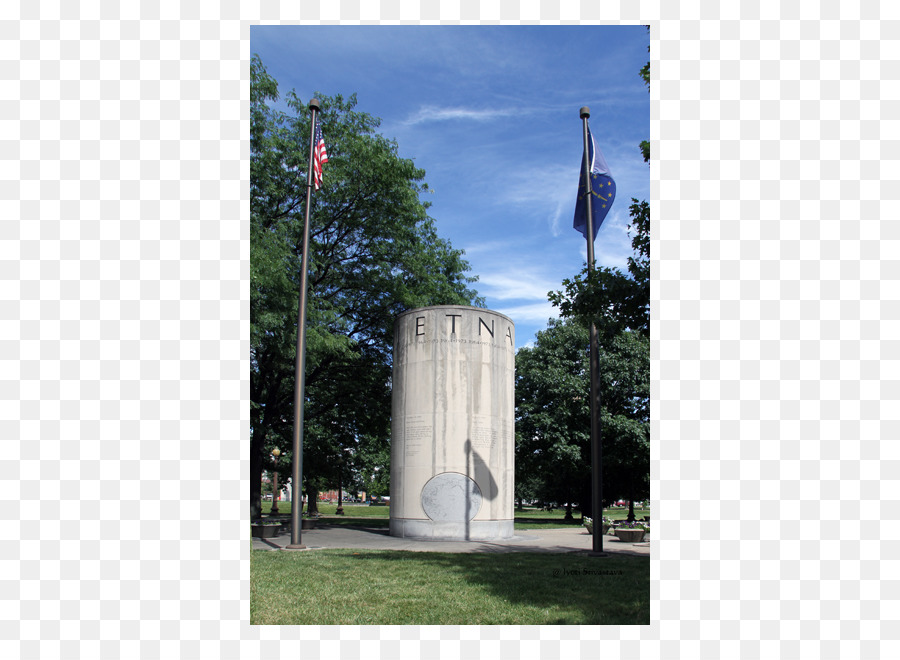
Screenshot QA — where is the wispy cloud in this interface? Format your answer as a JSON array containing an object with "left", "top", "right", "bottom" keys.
[
  {"left": 548, "top": 199, "right": 567, "bottom": 237},
  {"left": 252, "top": 24, "right": 649, "bottom": 349},
  {"left": 403, "top": 105, "right": 511, "bottom": 126},
  {"left": 477, "top": 271, "right": 561, "bottom": 302},
  {"left": 494, "top": 301, "right": 560, "bottom": 325}
]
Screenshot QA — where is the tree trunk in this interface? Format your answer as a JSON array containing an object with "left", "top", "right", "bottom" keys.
[
  {"left": 627, "top": 473, "right": 636, "bottom": 522},
  {"left": 564, "top": 501, "right": 573, "bottom": 521},
  {"left": 581, "top": 481, "right": 594, "bottom": 519},
  {"left": 306, "top": 486, "right": 319, "bottom": 516},
  {"left": 250, "top": 426, "right": 263, "bottom": 522}
]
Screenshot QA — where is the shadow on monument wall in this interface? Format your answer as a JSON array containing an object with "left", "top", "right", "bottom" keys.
[
  {"left": 464, "top": 439, "right": 499, "bottom": 541},
  {"left": 464, "top": 439, "right": 499, "bottom": 501}
]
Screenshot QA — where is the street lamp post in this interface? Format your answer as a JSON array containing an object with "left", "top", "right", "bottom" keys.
[
  {"left": 335, "top": 446, "right": 351, "bottom": 515},
  {"left": 270, "top": 448, "right": 281, "bottom": 516},
  {"left": 336, "top": 468, "right": 344, "bottom": 516},
  {"left": 371, "top": 465, "right": 380, "bottom": 504}
]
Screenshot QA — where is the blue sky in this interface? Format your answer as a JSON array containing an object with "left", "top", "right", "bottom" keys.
[{"left": 251, "top": 25, "right": 650, "bottom": 349}]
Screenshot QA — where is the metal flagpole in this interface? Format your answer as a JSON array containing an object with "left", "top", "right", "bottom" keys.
[
  {"left": 580, "top": 106, "right": 607, "bottom": 557},
  {"left": 286, "top": 98, "right": 321, "bottom": 550}
]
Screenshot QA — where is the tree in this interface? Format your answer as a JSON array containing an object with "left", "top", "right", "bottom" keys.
[
  {"left": 515, "top": 318, "right": 648, "bottom": 518},
  {"left": 538, "top": 42, "right": 651, "bottom": 521},
  {"left": 250, "top": 55, "right": 483, "bottom": 520},
  {"left": 547, "top": 197, "right": 648, "bottom": 342},
  {"left": 516, "top": 320, "right": 592, "bottom": 518},
  {"left": 590, "top": 330, "right": 649, "bottom": 519}
]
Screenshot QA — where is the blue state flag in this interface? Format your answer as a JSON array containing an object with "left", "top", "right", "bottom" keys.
[{"left": 573, "top": 125, "right": 616, "bottom": 241}]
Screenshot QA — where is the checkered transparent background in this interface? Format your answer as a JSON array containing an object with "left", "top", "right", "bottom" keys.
[{"left": 1, "top": 1, "right": 897, "bottom": 658}]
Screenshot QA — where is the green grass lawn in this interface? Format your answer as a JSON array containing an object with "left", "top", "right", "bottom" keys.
[
  {"left": 262, "top": 502, "right": 649, "bottom": 529},
  {"left": 261, "top": 501, "right": 391, "bottom": 516},
  {"left": 250, "top": 548, "right": 649, "bottom": 625}
]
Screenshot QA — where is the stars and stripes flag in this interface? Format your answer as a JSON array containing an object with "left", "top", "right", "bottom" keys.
[
  {"left": 312, "top": 118, "right": 328, "bottom": 190},
  {"left": 573, "top": 123, "right": 616, "bottom": 240}
]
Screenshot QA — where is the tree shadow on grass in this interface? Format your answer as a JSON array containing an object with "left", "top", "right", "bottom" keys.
[{"left": 336, "top": 549, "right": 649, "bottom": 625}]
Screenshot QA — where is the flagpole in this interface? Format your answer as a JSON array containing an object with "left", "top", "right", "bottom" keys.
[
  {"left": 286, "top": 98, "right": 321, "bottom": 550},
  {"left": 580, "top": 106, "right": 606, "bottom": 557}
]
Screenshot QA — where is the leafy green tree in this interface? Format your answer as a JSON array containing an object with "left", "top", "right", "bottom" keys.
[
  {"left": 515, "top": 318, "right": 648, "bottom": 518},
  {"left": 516, "top": 320, "right": 591, "bottom": 519},
  {"left": 352, "top": 435, "right": 391, "bottom": 499},
  {"left": 534, "top": 45, "right": 651, "bottom": 521},
  {"left": 592, "top": 330, "right": 649, "bottom": 518},
  {"left": 547, "top": 197, "right": 648, "bottom": 342},
  {"left": 250, "top": 55, "right": 482, "bottom": 520}
]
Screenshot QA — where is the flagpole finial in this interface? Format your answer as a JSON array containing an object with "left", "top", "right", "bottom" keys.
[
  {"left": 309, "top": 98, "right": 320, "bottom": 112},
  {"left": 580, "top": 106, "right": 590, "bottom": 119}
]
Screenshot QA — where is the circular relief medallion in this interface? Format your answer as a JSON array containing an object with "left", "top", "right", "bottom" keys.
[{"left": 420, "top": 472, "right": 482, "bottom": 522}]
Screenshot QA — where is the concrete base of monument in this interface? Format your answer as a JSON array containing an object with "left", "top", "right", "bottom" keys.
[{"left": 389, "top": 518, "right": 514, "bottom": 541}]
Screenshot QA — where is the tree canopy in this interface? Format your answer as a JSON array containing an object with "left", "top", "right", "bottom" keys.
[
  {"left": 519, "top": 44, "right": 651, "bottom": 518},
  {"left": 515, "top": 318, "right": 649, "bottom": 516},
  {"left": 250, "top": 55, "right": 482, "bottom": 519}
]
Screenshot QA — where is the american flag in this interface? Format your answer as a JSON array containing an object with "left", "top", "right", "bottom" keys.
[{"left": 312, "top": 118, "right": 328, "bottom": 190}]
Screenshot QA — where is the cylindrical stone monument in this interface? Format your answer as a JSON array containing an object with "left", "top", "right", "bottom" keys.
[{"left": 389, "top": 305, "right": 515, "bottom": 540}]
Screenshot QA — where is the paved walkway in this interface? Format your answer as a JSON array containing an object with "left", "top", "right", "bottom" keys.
[{"left": 252, "top": 522, "right": 650, "bottom": 557}]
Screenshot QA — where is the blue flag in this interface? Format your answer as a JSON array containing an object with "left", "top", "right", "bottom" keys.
[{"left": 573, "top": 125, "right": 616, "bottom": 241}]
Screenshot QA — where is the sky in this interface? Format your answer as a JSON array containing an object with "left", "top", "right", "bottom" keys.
[{"left": 250, "top": 25, "right": 650, "bottom": 349}]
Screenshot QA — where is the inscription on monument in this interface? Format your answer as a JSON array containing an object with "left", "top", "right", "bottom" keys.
[
  {"left": 469, "top": 426, "right": 498, "bottom": 450},
  {"left": 400, "top": 314, "right": 514, "bottom": 352},
  {"left": 468, "top": 415, "right": 511, "bottom": 451},
  {"left": 401, "top": 414, "right": 432, "bottom": 460}
]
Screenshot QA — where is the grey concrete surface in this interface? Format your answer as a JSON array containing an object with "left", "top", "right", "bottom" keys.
[{"left": 252, "top": 523, "right": 650, "bottom": 557}]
